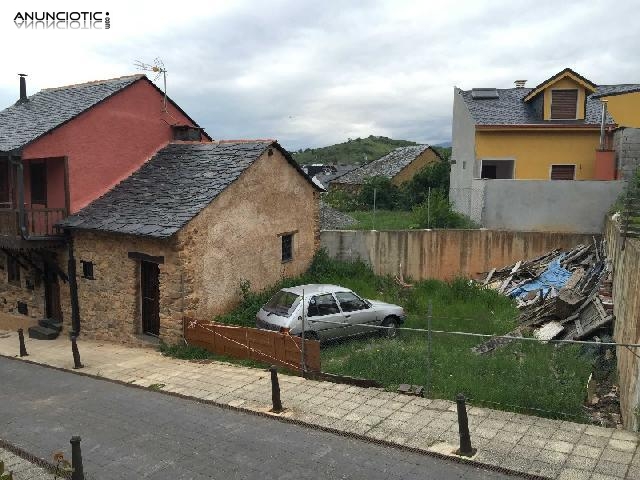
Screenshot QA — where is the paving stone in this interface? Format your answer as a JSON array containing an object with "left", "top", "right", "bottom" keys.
[
  {"left": 528, "top": 425, "right": 556, "bottom": 439},
  {"left": 565, "top": 454, "right": 598, "bottom": 471},
  {"left": 528, "top": 460, "right": 562, "bottom": 478},
  {"left": 594, "top": 459, "right": 630, "bottom": 478},
  {"left": 609, "top": 439, "right": 638, "bottom": 453},
  {"left": 626, "top": 465, "right": 640, "bottom": 479},
  {"left": 585, "top": 426, "right": 615, "bottom": 438},
  {"left": 600, "top": 448, "right": 634, "bottom": 465},
  {"left": 573, "top": 444, "right": 603, "bottom": 458},
  {"left": 557, "top": 467, "right": 592, "bottom": 479},
  {"left": 579, "top": 434, "right": 611, "bottom": 448},
  {"left": 547, "top": 440, "right": 576, "bottom": 454},
  {"left": 612, "top": 430, "right": 639, "bottom": 442}
]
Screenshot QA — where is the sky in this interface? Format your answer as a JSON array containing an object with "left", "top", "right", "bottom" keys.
[{"left": 1, "top": 0, "right": 639, "bottom": 151}]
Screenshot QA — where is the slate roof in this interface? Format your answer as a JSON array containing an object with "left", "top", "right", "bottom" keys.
[
  {"left": 332, "top": 145, "right": 437, "bottom": 185},
  {"left": 59, "top": 141, "right": 319, "bottom": 238},
  {"left": 0, "top": 75, "right": 144, "bottom": 152},
  {"left": 592, "top": 84, "right": 640, "bottom": 98},
  {"left": 457, "top": 84, "right": 636, "bottom": 126}
]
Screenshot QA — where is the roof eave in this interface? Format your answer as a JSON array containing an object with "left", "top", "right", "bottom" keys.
[
  {"left": 476, "top": 123, "right": 615, "bottom": 130},
  {"left": 523, "top": 68, "right": 598, "bottom": 102}
]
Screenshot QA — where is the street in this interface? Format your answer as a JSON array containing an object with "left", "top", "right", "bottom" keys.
[{"left": 0, "top": 357, "right": 517, "bottom": 479}]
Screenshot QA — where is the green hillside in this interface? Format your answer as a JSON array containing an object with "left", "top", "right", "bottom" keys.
[{"left": 292, "top": 135, "right": 418, "bottom": 165}]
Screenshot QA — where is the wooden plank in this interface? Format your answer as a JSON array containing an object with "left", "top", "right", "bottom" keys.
[
  {"left": 499, "top": 275, "right": 513, "bottom": 294},
  {"left": 483, "top": 268, "right": 496, "bottom": 286}
]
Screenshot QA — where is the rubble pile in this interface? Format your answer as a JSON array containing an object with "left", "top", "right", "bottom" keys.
[{"left": 473, "top": 241, "right": 614, "bottom": 354}]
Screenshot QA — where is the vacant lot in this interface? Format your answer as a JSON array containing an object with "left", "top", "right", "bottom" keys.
[{"left": 210, "top": 251, "right": 595, "bottom": 421}]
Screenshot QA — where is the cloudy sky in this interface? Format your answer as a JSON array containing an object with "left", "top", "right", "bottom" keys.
[{"left": 1, "top": 0, "right": 638, "bottom": 150}]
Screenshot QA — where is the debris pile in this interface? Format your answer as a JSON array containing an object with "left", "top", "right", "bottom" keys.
[{"left": 473, "top": 241, "right": 614, "bottom": 354}]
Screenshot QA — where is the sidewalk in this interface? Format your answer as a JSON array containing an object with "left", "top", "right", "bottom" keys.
[
  {"left": 1, "top": 332, "right": 639, "bottom": 480},
  {"left": 0, "top": 446, "right": 56, "bottom": 479}
]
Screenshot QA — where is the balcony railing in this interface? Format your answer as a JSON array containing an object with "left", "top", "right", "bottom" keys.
[{"left": 0, "top": 208, "right": 67, "bottom": 238}]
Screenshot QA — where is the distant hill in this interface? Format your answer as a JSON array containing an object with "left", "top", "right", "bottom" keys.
[{"left": 292, "top": 135, "right": 418, "bottom": 165}]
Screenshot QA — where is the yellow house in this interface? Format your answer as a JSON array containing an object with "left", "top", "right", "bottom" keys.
[
  {"left": 331, "top": 145, "right": 442, "bottom": 193},
  {"left": 452, "top": 68, "right": 640, "bottom": 184}
]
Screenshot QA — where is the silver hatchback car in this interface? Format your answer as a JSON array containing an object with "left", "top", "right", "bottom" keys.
[{"left": 255, "top": 284, "right": 406, "bottom": 341}]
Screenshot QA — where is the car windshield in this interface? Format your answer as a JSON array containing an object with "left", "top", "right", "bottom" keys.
[{"left": 263, "top": 290, "right": 301, "bottom": 316}]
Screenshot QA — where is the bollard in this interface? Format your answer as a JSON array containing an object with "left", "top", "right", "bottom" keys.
[
  {"left": 70, "top": 436, "right": 85, "bottom": 480},
  {"left": 270, "top": 365, "right": 283, "bottom": 413},
  {"left": 455, "top": 393, "right": 476, "bottom": 457},
  {"left": 18, "top": 328, "right": 28, "bottom": 357},
  {"left": 71, "top": 336, "right": 84, "bottom": 369}
]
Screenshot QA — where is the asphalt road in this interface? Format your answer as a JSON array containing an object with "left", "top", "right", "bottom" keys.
[{"left": 0, "top": 357, "right": 517, "bottom": 479}]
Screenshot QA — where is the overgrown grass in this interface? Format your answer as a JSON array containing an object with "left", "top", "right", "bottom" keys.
[{"left": 210, "top": 251, "right": 595, "bottom": 421}]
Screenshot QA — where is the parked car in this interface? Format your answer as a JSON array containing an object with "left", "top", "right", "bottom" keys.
[{"left": 255, "top": 284, "right": 406, "bottom": 342}]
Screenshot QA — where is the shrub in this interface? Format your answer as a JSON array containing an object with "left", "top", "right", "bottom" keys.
[
  {"left": 358, "top": 176, "right": 400, "bottom": 210},
  {"left": 411, "top": 190, "right": 478, "bottom": 228}
]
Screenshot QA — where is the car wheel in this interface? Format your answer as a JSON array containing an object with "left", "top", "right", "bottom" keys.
[{"left": 381, "top": 317, "right": 399, "bottom": 338}]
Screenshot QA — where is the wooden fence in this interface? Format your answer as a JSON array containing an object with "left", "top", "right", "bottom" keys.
[{"left": 184, "top": 317, "right": 321, "bottom": 372}]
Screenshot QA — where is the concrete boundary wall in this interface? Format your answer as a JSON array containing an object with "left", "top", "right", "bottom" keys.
[
  {"left": 321, "top": 229, "right": 597, "bottom": 281},
  {"left": 476, "top": 179, "right": 625, "bottom": 233},
  {"left": 605, "top": 218, "right": 640, "bottom": 430}
]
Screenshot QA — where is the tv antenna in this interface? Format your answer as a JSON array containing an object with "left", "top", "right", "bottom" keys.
[{"left": 134, "top": 58, "right": 168, "bottom": 112}]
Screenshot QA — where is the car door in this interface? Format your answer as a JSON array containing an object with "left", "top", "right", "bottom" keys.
[
  {"left": 334, "top": 291, "right": 376, "bottom": 335},
  {"left": 306, "top": 293, "right": 349, "bottom": 340}
]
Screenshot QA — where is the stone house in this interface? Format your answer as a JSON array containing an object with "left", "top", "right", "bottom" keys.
[
  {"left": 0, "top": 74, "right": 208, "bottom": 333},
  {"left": 59, "top": 141, "right": 321, "bottom": 344},
  {"left": 330, "top": 145, "right": 442, "bottom": 193},
  {"left": 0, "top": 74, "right": 321, "bottom": 345}
]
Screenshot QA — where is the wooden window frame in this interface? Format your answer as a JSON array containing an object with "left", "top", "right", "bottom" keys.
[
  {"left": 281, "top": 233, "right": 294, "bottom": 263},
  {"left": 81, "top": 260, "right": 95, "bottom": 280},
  {"left": 550, "top": 164, "right": 576, "bottom": 180},
  {"left": 550, "top": 88, "right": 579, "bottom": 120}
]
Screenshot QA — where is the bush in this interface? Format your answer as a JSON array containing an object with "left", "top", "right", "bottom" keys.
[
  {"left": 324, "top": 188, "right": 363, "bottom": 211},
  {"left": 358, "top": 176, "right": 400, "bottom": 210},
  {"left": 411, "top": 190, "right": 478, "bottom": 228}
]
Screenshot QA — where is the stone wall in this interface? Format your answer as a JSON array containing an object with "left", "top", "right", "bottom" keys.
[
  {"left": 613, "top": 128, "right": 640, "bottom": 180},
  {"left": 321, "top": 229, "right": 597, "bottom": 281},
  {"left": 64, "top": 231, "right": 184, "bottom": 346},
  {"left": 605, "top": 218, "right": 640, "bottom": 430},
  {"left": 176, "top": 148, "right": 319, "bottom": 320},
  {"left": 0, "top": 251, "right": 46, "bottom": 320}
]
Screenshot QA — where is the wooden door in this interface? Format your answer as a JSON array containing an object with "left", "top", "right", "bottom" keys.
[
  {"left": 141, "top": 261, "right": 160, "bottom": 336},
  {"left": 44, "top": 264, "right": 62, "bottom": 321}
]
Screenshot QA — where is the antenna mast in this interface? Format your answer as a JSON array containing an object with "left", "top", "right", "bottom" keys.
[{"left": 134, "top": 58, "right": 168, "bottom": 112}]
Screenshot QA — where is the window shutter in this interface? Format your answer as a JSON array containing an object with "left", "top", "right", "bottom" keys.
[
  {"left": 551, "top": 165, "right": 576, "bottom": 180},
  {"left": 551, "top": 90, "right": 578, "bottom": 119}
]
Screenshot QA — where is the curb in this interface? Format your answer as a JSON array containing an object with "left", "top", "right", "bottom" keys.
[
  {"left": 0, "top": 352, "right": 551, "bottom": 479},
  {"left": 0, "top": 437, "right": 69, "bottom": 479}
]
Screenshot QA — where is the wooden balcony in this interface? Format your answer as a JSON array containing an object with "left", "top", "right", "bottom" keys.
[{"left": 0, "top": 207, "right": 67, "bottom": 247}]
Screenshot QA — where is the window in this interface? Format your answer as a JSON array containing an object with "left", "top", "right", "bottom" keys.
[
  {"left": 480, "top": 160, "right": 515, "bottom": 179},
  {"left": 335, "top": 291, "right": 369, "bottom": 312},
  {"left": 30, "top": 161, "right": 47, "bottom": 205},
  {"left": 172, "top": 125, "right": 201, "bottom": 141},
  {"left": 550, "top": 165, "right": 576, "bottom": 180},
  {"left": 81, "top": 260, "right": 94, "bottom": 279},
  {"left": 7, "top": 254, "right": 20, "bottom": 284},
  {"left": 281, "top": 234, "right": 293, "bottom": 262},
  {"left": 307, "top": 294, "right": 339, "bottom": 317},
  {"left": 550, "top": 89, "right": 578, "bottom": 119}
]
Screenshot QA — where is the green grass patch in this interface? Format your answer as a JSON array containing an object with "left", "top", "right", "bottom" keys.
[{"left": 208, "top": 251, "right": 596, "bottom": 421}]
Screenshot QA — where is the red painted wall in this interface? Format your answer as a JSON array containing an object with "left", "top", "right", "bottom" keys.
[{"left": 22, "top": 79, "right": 206, "bottom": 213}]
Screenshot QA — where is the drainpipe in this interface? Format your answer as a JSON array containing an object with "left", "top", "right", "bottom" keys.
[
  {"left": 599, "top": 100, "right": 608, "bottom": 150},
  {"left": 9, "top": 154, "right": 28, "bottom": 238},
  {"left": 66, "top": 231, "right": 81, "bottom": 335}
]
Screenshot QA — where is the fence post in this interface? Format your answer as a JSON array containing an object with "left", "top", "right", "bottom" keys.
[
  {"left": 300, "top": 289, "right": 306, "bottom": 373},
  {"left": 455, "top": 393, "right": 476, "bottom": 457},
  {"left": 70, "top": 436, "right": 85, "bottom": 480},
  {"left": 270, "top": 365, "right": 283, "bottom": 413},
  {"left": 426, "top": 301, "right": 432, "bottom": 398},
  {"left": 71, "top": 336, "right": 83, "bottom": 369},
  {"left": 18, "top": 328, "right": 28, "bottom": 357}
]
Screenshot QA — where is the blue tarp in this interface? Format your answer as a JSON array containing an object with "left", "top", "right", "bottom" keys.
[{"left": 508, "top": 256, "right": 572, "bottom": 299}]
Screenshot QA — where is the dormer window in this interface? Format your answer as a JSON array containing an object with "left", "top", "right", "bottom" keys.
[{"left": 550, "top": 89, "right": 578, "bottom": 119}]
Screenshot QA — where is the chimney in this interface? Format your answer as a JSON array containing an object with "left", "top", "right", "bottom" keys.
[
  {"left": 18, "top": 74, "right": 27, "bottom": 102},
  {"left": 514, "top": 79, "right": 527, "bottom": 88}
]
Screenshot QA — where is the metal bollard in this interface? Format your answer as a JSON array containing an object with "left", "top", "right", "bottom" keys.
[
  {"left": 455, "top": 393, "right": 476, "bottom": 457},
  {"left": 270, "top": 366, "right": 283, "bottom": 413},
  {"left": 70, "top": 436, "right": 85, "bottom": 480},
  {"left": 18, "top": 328, "right": 28, "bottom": 357},
  {"left": 71, "top": 336, "right": 84, "bottom": 369}
]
